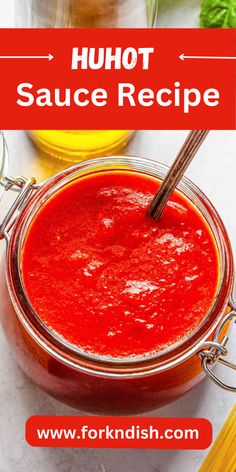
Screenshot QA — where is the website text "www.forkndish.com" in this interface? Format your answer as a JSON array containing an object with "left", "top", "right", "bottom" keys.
[{"left": 26, "top": 416, "right": 212, "bottom": 449}]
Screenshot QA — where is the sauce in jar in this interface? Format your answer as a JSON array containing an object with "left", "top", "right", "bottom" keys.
[{"left": 22, "top": 171, "right": 219, "bottom": 360}]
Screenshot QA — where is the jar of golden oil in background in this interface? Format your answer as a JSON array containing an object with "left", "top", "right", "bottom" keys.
[
  {"left": 27, "top": 130, "right": 135, "bottom": 161},
  {"left": 15, "top": 0, "right": 159, "bottom": 161}
]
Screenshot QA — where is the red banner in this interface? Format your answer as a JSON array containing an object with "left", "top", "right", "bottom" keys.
[
  {"left": 0, "top": 28, "right": 235, "bottom": 129},
  {"left": 26, "top": 416, "right": 212, "bottom": 449}
]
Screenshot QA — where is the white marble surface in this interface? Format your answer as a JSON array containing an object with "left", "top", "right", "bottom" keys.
[{"left": 1, "top": 1, "right": 236, "bottom": 472}]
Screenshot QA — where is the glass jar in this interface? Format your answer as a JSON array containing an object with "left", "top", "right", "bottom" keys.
[
  {"left": 27, "top": 130, "right": 135, "bottom": 162},
  {"left": 15, "top": 0, "right": 159, "bottom": 29},
  {"left": 1, "top": 132, "right": 236, "bottom": 415},
  {"left": 15, "top": 0, "right": 159, "bottom": 161}
]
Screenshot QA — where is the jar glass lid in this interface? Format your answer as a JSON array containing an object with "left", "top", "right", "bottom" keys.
[{"left": 0, "top": 131, "right": 8, "bottom": 202}]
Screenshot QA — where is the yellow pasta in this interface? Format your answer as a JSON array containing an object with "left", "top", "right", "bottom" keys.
[{"left": 199, "top": 405, "right": 236, "bottom": 472}]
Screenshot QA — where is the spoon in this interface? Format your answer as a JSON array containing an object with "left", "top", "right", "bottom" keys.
[{"left": 148, "top": 130, "right": 209, "bottom": 220}]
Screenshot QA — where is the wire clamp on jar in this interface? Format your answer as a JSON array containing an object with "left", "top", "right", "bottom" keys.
[
  {"left": 198, "top": 306, "right": 236, "bottom": 392},
  {"left": 0, "top": 175, "right": 37, "bottom": 241}
]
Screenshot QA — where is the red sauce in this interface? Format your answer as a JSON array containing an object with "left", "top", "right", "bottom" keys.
[{"left": 22, "top": 172, "right": 219, "bottom": 359}]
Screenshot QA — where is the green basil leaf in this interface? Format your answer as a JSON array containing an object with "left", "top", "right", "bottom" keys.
[{"left": 200, "top": 0, "right": 236, "bottom": 28}]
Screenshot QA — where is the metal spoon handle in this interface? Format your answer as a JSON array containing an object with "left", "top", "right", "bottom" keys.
[{"left": 148, "top": 130, "right": 209, "bottom": 220}]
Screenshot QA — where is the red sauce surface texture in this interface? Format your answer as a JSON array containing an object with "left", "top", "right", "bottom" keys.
[{"left": 22, "top": 172, "right": 219, "bottom": 359}]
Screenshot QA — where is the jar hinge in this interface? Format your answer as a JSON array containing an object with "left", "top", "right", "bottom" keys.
[
  {"left": 0, "top": 175, "right": 37, "bottom": 241},
  {"left": 198, "top": 309, "right": 236, "bottom": 392}
]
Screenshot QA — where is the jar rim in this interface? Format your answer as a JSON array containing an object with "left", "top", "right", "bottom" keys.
[
  {"left": 6, "top": 156, "right": 234, "bottom": 378},
  {"left": 0, "top": 131, "right": 9, "bottom": 203}
]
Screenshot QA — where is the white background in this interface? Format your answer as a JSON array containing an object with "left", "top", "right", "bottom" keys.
[{"left": 0, "top": 1, "right": 236, "bottom": 472}]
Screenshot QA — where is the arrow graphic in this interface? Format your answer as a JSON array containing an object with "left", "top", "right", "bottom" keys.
[
  {"left": 0, "top": 54, "right": 54, "bottom": 61},
  {"left": 180, "top": 53, "right": 236, "bottom": 61}
]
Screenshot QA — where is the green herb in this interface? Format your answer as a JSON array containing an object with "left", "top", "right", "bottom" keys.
[{"left": 200, "top": 0, "right": 236, "bottom": 28}]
